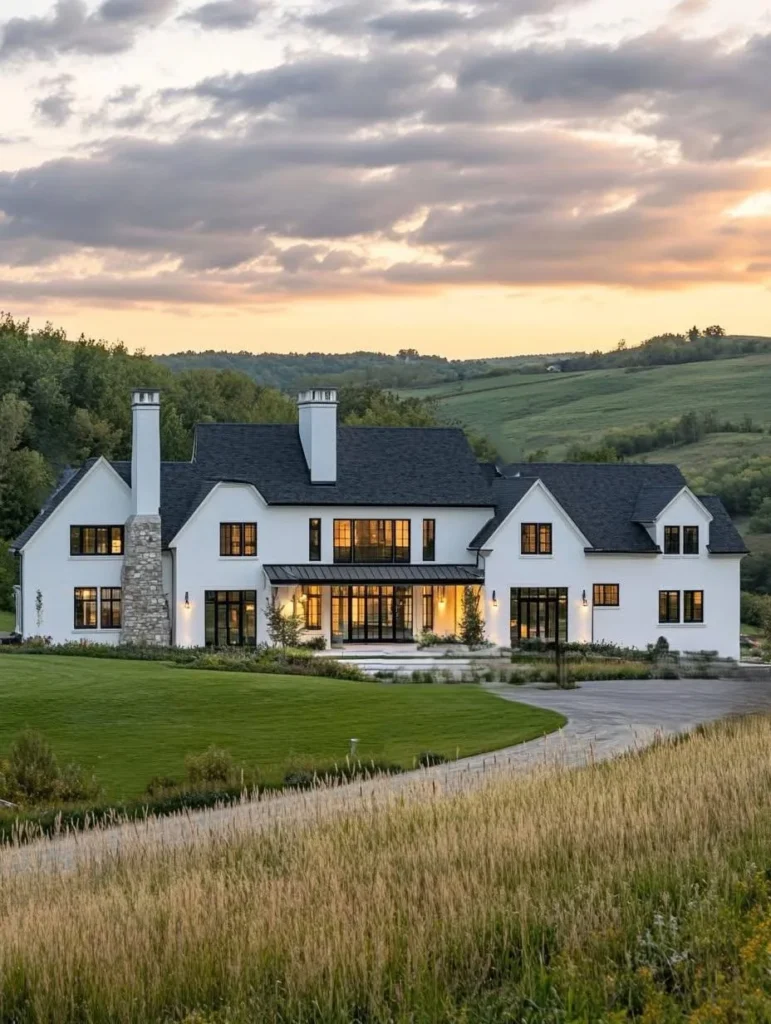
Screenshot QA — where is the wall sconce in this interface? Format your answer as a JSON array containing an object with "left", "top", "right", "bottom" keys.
[
  {"left": 184, "top": 592, "right": 190, "bottom": 609},
  {"left": 581, "top": 589, "right": 588, "bottom": 607},
  {"left": 438, "top": 586, "right": 446, "bottom": 607},
  {"left": 491, "top": 590, "right": 498, "bottom": 608}
]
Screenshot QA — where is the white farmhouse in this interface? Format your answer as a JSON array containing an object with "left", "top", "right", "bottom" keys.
[{"left": 10, "top": 388, "right": 746, "bottom": 657}]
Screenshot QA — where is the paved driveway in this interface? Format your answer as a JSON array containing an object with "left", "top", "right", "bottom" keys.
[{"left": 3, "top": 678, "right": 771, "bottom": 876}]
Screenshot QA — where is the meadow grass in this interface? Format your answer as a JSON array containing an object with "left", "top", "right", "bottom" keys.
[
  {"left": 2, "top": 715, "right": 771, "bottom": 1022},
  {"left": 403, "top": 353, "right": 771, "bottom": 459},
  {"left": 0, "top": 655, "right": 562, "bottom": 799}
]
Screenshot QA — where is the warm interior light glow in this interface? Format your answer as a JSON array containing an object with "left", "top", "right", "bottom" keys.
[{"left": 184, "top": 591, "right": 190, "bottom": 609}]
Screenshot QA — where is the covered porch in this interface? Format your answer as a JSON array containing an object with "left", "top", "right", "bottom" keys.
[{"left": 262, "top": 564, "right": 484, "bottom": 646}]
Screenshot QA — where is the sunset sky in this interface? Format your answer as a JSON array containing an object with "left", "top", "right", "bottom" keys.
[{"left": 0, "top": 0, "right": 769, "bottom": 356}]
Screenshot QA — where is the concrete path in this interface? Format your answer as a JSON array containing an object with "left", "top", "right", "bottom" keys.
[{"left": 4, "top": 678, "right": 771, "bottom": 877}]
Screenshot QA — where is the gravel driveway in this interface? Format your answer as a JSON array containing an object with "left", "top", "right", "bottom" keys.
[{"left": 3, "top": 677, "right": 771, "bottom": 877}]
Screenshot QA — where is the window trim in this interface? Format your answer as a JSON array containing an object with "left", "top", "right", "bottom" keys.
[
  {"left": 70, "top": 525, "right": 124, "bottom": 556},
  {"left": 100, "top": 587, "right": 122, "bottom": 630},
  {"left": 683, "top": 590, "right": 704, "bottom": 623},
  {"left": 663, "top": 525, "right": 681, "bottom": 555},
  {"left": 658, "top": 590, "right": 680, "bottom": 624},
  {"left": 74, "top": 587, "right": 99, "bottom": 630},
  {"left": 521, "top": 522, "right": 552, "bottom": 555},
  {"left": 593, "top": 583, "right": 620, "bottom": 607},
  {"left": 422, "top": 519, "right": 436, "bottom": 562},
  {"left": 309, "top": 518, "right": 321, "bottom": 562},
  {"left": 683, "top": 525, "right": 699, "bottom": 555},
  {"left": 219, "top": 522, "right": 258, "bottom": 557}
]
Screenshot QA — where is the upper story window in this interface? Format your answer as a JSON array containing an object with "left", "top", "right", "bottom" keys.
[
  {"left": 664, "top": 526, "right": 681, "bottom": 554},
  {"left": 521, "top": 523, "right": 552, "bottom": 555},
  {"left": 220, "top": 522, "right": 257, "bottom": 557},
  {"left": 309, "top": 518, "right": 321, "bottom": 561},
  {"left": 683, "top": 526, "right": 699, "bottom": 554},
  {"left": 659, "top": 590, "right": 680, "bottom": 623},
  {"left": 422, "top": 519, "right": 436, "bottom": 561},
  {"left": 593, "top": 584, "right": 619, "bottom": 607},
  {"left": 333, "top": 519, "right": 411, "bottom": 563},
  {"left": 70, "top": 525, "right": 124, "bottom": 556}
]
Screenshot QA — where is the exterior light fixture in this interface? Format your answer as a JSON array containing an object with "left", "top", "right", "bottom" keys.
[
  {"left": 184, "top": 592, "right": 190, "bottom": 609},
  {"left": 582, "top": 589, "right": 588, "bottom": 607},
  {"left": 438, "top": 586, "right": 446, "bottom": 607},
  {"left": 492, "top": 590, "right": 498, "bottom": 608}
]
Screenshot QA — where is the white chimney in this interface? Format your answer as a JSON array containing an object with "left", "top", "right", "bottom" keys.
[
  {"left": 298, "top": 388, "right": 338, "bottom": 484},
  {"left": 131, "top": 389, "right": 161, "bottom": 515}
]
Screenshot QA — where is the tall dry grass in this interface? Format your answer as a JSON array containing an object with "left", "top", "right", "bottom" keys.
[{"left": 2, "top": 718, "right": 771, "bottom": 1022}]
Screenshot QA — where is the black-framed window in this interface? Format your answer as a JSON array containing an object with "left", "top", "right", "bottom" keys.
[
  {"left": 659, "top": 590, "right": 680, "bottom": 623},
  {"left": 510, "top": 587, "right": 567, "bottom": 644},
  {"left": 74, "top": 587, "right": 98, "bottom": 629},
  {"left": 331, "top": 584, "right": 413, "bottom": 642},
  {"left": 309, "top": 518, "right": 321, "bottom": 561},
  {"left": 422, "top": 519, "right": 436, "bottom": 561},
  {"left": 205, "top": 590, "right": 257, "bottom": 647},
  {"left": 664, "top": 526, "right": 681, "bottom": 554},
  {"left": 683, "top": 526, "right": 699, "bottom": 555},
  {"left": 422, "top": 585, "right": 434, "bottom": 631},
  {"left": 220, "top": 523, "right": 257, "bottom": 557},
  {"left": 302, "top": 585, "right": 322, "bottom": 630},
  {"left": 333, "top": 519, "right": 410, "bottom": 563},
  {"left": 521, "top": 523, "right": 552, "bottom": 555},
  {"left": 70, "top": 525, "right": 124, "bottom": 556},
  {"left": 100, "top": 587, "right": 122, "bottom": 629},
  {"left": 593, "top": 584, "right": 619, "bottom": 607},
  {"left": 684, "top": 590, "right": 704, "bottom": 623}
]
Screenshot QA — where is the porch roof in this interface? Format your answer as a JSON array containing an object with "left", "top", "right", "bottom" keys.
[{"left": 263, "top": 564, "right": 485, "bottom": 585}]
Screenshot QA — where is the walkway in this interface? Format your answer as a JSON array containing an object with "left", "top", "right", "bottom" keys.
[{"left": 4, "top": 678, "right": 771, "bottom": 877}]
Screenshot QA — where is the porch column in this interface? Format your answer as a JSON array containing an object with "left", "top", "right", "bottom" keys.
[{"left": 13, "top": 584, "right": 21, "bottom": 635}]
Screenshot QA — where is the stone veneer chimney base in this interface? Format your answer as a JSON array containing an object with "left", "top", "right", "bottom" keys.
[{"left": 121, "top": 515, "right": 170, "bottom": 646}]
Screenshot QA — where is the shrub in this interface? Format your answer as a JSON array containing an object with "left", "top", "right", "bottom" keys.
[
  {"left": 298, "top": 635, "right": 327, "bottom": 651},
  {"left": 459, "top": 586, "right": 486, "bottom": 647},
  {"left": 418, "top": 631, "right": 461, "bottom": 647},
  {"left": 283, "top": 760, "right": 403, "bottom": 789},
  {"left": 185, "top": 747, "right": 237, "bottom": 787},
  {"left": 417, "top": 751, "right": 446, "bottom": 768},
  {"left": 56, "top": 762, "right": 102, "bottom": 803},
  {"left": 5, "top": 730, "right": 60, "bottom": 802}
]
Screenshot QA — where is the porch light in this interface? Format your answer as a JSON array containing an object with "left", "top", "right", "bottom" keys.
[
  {"left": 184, "top": 592, "right": 190, "bottom": 609},
  {"left": 438, "top": 586, "right": 446, "bottom": 607},
  {"left": 491, "top": 590, "right": 498, "bottom": 608},
  {"left": 582, "top": 589, "right": 588, "bottom": 607}
]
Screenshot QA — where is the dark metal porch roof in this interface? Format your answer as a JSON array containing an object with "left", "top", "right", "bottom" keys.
[{"left": 263, "top": 564, "right": 485, "bottom": 585}]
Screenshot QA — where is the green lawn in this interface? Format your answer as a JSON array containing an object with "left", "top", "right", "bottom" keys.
[
  {"left": 0, "top": 656, "right": 564, "bottom": 800},
  {"left": 0, "top": 610, "right": 14, "bottom": 632},
  {"left": 402, "top": 353, "right": 771, "bottom": 460}
]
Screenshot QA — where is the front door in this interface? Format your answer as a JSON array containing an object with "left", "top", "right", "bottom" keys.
[
  {"left": 332, "top": 585, "right": 413, "bottom": 642},
  {"left": 205, "top": 590, "right": 257, "bottom": 646},
  {"left": 510, "top": 587, "right": 568, "bottom": 645}
]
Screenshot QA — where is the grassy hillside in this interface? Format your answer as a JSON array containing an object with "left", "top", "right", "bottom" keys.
[
  {"left": 640, "top": 432, "right": 771, "bottom": 477},
  {"left": 407, "top": 353, "right": 771, "bottom": 461}
]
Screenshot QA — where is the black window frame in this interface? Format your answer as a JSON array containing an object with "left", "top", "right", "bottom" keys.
[
  {"left": 309, "top": 518, "right": 321, "bottom": 561},
  {"left": 664, "top": 526, "right": 681, "bottom": 555},
  {"left": 684, "top": 590, "right": 704, "bottom": 623},
  {"left": 521, "top": 523, "right": 552, "bottom": 555},
  {"left": 302, "top": 585, "right": 322, "bottom": 630},
  {"left": 333, "top": 519, "right": 411, "bottom": 563},
  {"left": 422, "top": 519, "right": 436, "bottom": 561},
  {"left": 74, "top": 587, "right": 98, "bottom": 630},
  {"left": 659, "top": 590, "right": 680, "bottom": 623},
  {"left": 100, "top": 587, "right": 122, "bottom": 629},
  {"left": 683, "top": 526, "right": 699, "bottom": 555},
  {"left": 510, "top": 587, "right": 568, "bottom": 645},
  {"left": 205, "top": 590, "right": 257, "bottom": 647},
  {"left": 70, "top": 525, "right": 124, "bottom": 556},
  {"left": 593, "top": 584, "right": 620, "bottom": 607},
  {"left": 422, "top": 585, "right": 434, "bottom": 631},
  {"left": 219, "top": 522, "right": 257, "bottom": 557}
]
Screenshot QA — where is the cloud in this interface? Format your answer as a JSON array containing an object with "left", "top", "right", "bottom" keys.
[
  {"left": 0, "top": 0, "right": 177, "bottom": 61},
  {"left": 181, "top": 0, "right": 260, "bottom": 29},
  {"left": 35, "top": 74, "right": 76, "bottom": 127}
]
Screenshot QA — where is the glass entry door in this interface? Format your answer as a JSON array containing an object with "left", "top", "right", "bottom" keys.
[
  {"left": 205, "top": 590, "right": 257, "bottom": 646},
  {"left": 332, "top": 585, "right": 413, "bottom": 642},
  {"left": 510, "top": 587, "right": 568, "bottom": 645}
]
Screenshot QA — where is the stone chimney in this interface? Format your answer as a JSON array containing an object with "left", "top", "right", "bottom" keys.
[
  {"left": 121, "top": 389, "right": 170, "bottom": 645},
  {"left": 298, "top": 388, "right": 338, "bottom": 484}
]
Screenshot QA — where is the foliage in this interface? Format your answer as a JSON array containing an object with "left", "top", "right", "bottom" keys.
[
  {"left": 0, "top": 539, "right": 16, "bottom": 612},
  {"left": 0, "top": 729, "right": 101, "bottom": 806},
  {"left": 298, "top": 635, "right": 326, "bottom": 651},
  {"left": 417, "top": 630, "right": 461, "bottom": 647},
  {"left": 264, "top": 594, "right": 304, "bottom": 650},
  {"left": 185, "top": 747, "right": 238, "bottom": 788},
  {"left": 458, "top": 586, "right": 486, "bottom": 647},
  {"left": 741, "top": 590, "right": 771, "bottom": 627}
]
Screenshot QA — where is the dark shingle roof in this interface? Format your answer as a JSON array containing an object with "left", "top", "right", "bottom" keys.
[
  {"left": 631, "top": 484, "right": 684, "bottom": 523},
  {"left": 698, "top": 495, "right": 749, "bottom": 554},
  {"left": 192, "top": 424, "right": 492, "bottom": 506},
  {"left": 263, "top": 564, "right": 485, "bottom": 585},
  {"left": 469, "top": 477, "right": 536, "bottom": 549}
]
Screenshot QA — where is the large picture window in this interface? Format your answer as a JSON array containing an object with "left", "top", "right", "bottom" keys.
[
  {"left": 593, "top": 584, "right": 619, "bottom": 607},
  {"left": 659, "top": 590, "right": 680, "bottom": 623},
  {"left": 333, "top": 519, "right": 410, "bottom": 563},
  {"left": 521, "top": 523, "right": 552, "bottom": 555},
  {"left": 302, "top": 585, "right": 322, "bottom": 630},
  {"left": 70, "top": 525, "right": 124, "bottom": 556},
  {"left": 664, "top": 526, "right": 681, "bottom": 554},
  {"left": 205, "top": 590, "right": 257, "bottom": 646},
  {"left": 309, "top": 518, "right": 321, "bottom": 561},
  {"left": 100, "top": 587, "right": 122, "bottom": 629},
  {"left": 74, "top": 587, "right": 98, "bottom": 629},
  {"left": 422, "top": 519, "right": 435, "bottom": 561},
  {"left": 510, "top": 587, "right": 567, "bottom": 644},
  {"left": 220, "top": 523, "right": 257, "bottom": 557},
  {"left": 684, "top": 590, "right": 704, "bottom": 623}
]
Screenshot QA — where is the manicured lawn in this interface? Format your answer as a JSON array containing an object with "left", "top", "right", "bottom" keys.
[
  {"left": 0, "top": 610, "right": 14, "bottom": 632},
  {"left": 0, "top": 656, "right": 564, "bottom": 800}
]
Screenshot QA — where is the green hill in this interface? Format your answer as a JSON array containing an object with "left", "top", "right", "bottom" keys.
[{"left": 406, "top": 353, "right": 771, "bottom": 461}]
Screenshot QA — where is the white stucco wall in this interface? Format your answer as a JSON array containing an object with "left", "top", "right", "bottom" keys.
[
  {"left": 481, "top": 483, "right": 742, "bottom": 658},
  {"left": 19, "top": 460, "right": 131, "bottom": 644}
]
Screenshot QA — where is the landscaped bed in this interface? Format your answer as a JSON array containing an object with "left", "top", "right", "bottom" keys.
[{"left": 0, "top": 655, "right": 564, "bottom": 802}]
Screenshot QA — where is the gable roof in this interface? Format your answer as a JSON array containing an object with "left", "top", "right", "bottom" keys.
[
  {"left": 698, "top": 495, "right": 749, "bottom": 554},
  {"left": 469, "top": 477, "right": 536, "bottom": 549},
  {"left": 631, "top": 484, "right": 685, "bottom": 523},
  {"left": 192, "top": 423, "right": 493, "bottom": 506}
]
